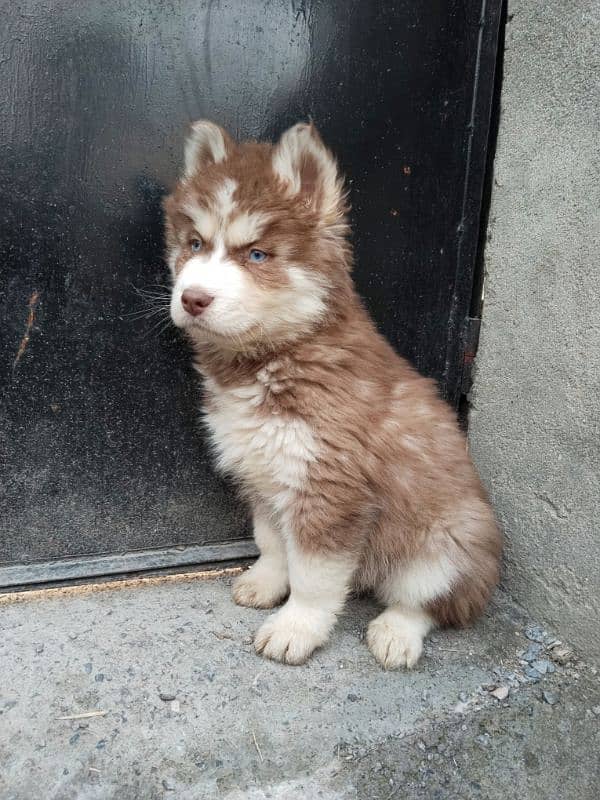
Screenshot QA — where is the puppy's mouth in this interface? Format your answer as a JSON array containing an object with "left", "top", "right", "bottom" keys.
[
  {"left": 174, "top": 311, "right": 216, "bottom": 334},
  {"left": 174, "top": 306, "right": 250, "bottom": 340}
]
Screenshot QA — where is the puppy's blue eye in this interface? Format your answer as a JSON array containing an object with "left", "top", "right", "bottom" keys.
[
  {"left": 190, "top": 239, "right": 203, "bottom": 253},
  {"left": 249, "top": 249, "right": 267, "bottom": 263}
]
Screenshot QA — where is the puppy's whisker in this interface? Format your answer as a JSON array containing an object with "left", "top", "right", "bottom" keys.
[
  {"left": 141, "top": 313, "right": 173, "bottom": 340},
  {"left": 124, "top": 309, "right": 170, "bottom": 321},
  {"left": 131, "top": 284, "right": 171, "bottom": 299},
  {"left": 135, "top": 287, "right": 169, "bottom": 297},
  {"left": 132, "top": 291, "right": 170, "bottom": 302}
]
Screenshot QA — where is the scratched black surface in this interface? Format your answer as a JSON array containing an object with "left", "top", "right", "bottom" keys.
[{"left": 0, "top": 1, "right": 501, "bottom": 571}]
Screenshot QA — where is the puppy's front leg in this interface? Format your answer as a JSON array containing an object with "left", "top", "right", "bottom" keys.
[
  {"left": 233, "top": 505, "right": 289, "bottom": 609},
  {"left": 254, "top": 534, "right": 356, "bottom": 665}
]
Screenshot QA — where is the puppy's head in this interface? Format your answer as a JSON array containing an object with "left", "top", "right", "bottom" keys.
[{"left": 164, "top": 121, "right": 351, "bottom": 348}]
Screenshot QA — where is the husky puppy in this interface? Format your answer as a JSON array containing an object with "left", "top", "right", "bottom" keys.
[{"left": 164, "top": 121, "right": 502, "bottom": 668}]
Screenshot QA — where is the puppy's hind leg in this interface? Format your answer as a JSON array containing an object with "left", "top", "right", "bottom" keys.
[
  {"left": 367, "top": 606, "right": 433, "bottom": 669},
  {"left": 367, "top": 553, "right": 457, "bottom": 669}
]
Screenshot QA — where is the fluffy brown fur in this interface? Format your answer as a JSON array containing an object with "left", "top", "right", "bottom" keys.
[{"left": 163, "top": 120, "right": 502, "bottom": 668}]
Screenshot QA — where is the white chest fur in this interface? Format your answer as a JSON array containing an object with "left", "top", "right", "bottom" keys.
[{"left": 203, "top": 373, "right": 319, "bottom": 500}]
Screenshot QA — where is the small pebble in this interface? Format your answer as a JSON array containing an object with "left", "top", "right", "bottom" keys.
[
  {"left": 530, "top": 659, "right": 553, "bottom": 675},
  {"left": 524, "top": 667, "right": 541, "bottom": 682},
  {"left": 490, "top": 686, "right": 509, "bottom": 701},
  {"left": 525, "top": 625, "right": 545, "bottom": 643},
  {"left": 591, "top": 706, "right": 600, "bottom": 716},
  {"left": 162, "top": 779, "right": 175, "bottom": 791},
  {"left": 35, "top": 644, "right": 44, "bottom": 655},
  {"left": 453, "top": 701, "right": 470, "bottom": 714},
  {"left": 68, "top": 632, "right": 78, "bottom": 641},
  {"left": 459, "top": 692, "right": 468, "bottom": 702},
  {"left": 545, "top": 637, "right": 561, "bottom": 648},
  {"left": 159, "top": 691, "right": 177, "bottom": 702},
  {"left": 542, "top": 691, "right": 559, "bottom": 706},
  {"left": 550, "top": 645, "right": 574, "bottom": 665},
  {"left": 521, "top": 643, "right": 543, "bottom": 663}
]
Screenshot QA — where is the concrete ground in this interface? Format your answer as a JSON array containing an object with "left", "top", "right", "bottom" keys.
[{"left": 1, "top": 569, "right": 599, "bottom": 800}]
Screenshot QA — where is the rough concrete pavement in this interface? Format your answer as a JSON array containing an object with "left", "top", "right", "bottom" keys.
[{"left": 1, "top": 570, "right": 598, "bottom": 799}]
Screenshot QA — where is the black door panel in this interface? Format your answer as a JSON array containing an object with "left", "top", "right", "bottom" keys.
[{"left": 0, "top": 0, "right": 502, "bottom": 586}]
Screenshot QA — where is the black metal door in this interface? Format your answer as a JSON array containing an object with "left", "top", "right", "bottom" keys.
[{"left": 0, "top": 0, "right": 502, "bottom": 587}]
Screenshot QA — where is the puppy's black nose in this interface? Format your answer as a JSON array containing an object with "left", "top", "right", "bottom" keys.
[{"left": 181, "top": 288, "right": 214, "bottom": 316}]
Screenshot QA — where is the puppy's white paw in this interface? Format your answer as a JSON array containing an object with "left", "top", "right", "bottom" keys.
[
  {"left": 254, "top": 603, "right": 332, "bottom": 665},
  {"left": 232, "top": 560, "right": 289, "bottom": 609},
  {"left": 367, "top": 609, "right": 431, "bottom": 669}
]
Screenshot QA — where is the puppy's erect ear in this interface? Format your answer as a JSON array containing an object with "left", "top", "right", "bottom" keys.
[
  {"left": 184, "top": 120, "right": 231, "bottom": 178},
  {"left": 272, "top": 123, "right": 345, "bottom": 225}
]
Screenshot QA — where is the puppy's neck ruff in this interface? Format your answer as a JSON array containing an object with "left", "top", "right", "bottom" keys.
[{"left": 189, "top": 295, "right": 368, "bottom": 389}]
